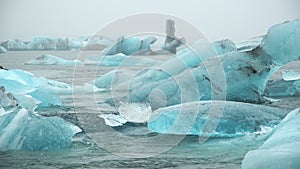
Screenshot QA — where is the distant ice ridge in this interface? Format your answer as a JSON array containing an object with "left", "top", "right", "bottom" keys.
[
  {"left": 123, "top": 19, "right": 300, "bottom": 108},
  {"left": 25, "top": 53, "right": 160, "bottom": 66},
  {"left": 0, "top": 36, "right": 112, "bottom": 51},
  {"left": 242, "top": 108, "right": 300, "bottom": 169},
  {"left": 0, "top": 69, "right": 72, "bottom": 110},
  {"left": 0, "top": 87, "right": 81, "bottom": 150},
  {"left": 147, "top": 101, "right": 288, "bottom": 137}
]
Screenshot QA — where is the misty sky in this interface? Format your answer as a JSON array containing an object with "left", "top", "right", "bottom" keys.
[{"left": 0, "top": 0, "right": 299, "bottom": 42}]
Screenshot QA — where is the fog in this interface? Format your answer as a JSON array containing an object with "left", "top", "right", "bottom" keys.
[{"left": 0, "top": 0, "right": 299, "bottom": 42}]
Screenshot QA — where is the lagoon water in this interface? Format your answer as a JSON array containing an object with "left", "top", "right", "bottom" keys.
[{"left": 0, "top": 51, "right": 299, "bottom": 169}]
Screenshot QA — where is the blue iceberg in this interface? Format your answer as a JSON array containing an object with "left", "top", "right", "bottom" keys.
[
  {"left": 104, "top": 36, "right": 157, "bottom": 55},
  {"left": 0, "top": 107, "right": 81, "bottom": 150},
  {"left": 0, "top": 36, "right": 98, "bottom": 51},
  {"left": 0, "top": 46, "right": 7, "bottom": 53},
  {"left": 0, "top": 87, "right": 81, "bottom": 150},
  {"left": 84, "top": 54, "right": 160, "bottom": 66},
  {"left": 0, "top": 69, "right": 71, "bottom": 109},
  {"left": 25, "top": 54, "right": 82, "bottom": 65},
  {"left": 148, "top": 101, "right": 288, "bottom": 137},
  {"left": 89, "top": 38, "right": 235, "bottom": 92},
  {"left": 84, "top": 36, "right": 112, "bottom": 50},
  {"left": 242, "top": 108, "right": 300, "bottom": 169},
  {"left": 126, "top": 19, "right": 300, "bottom": 108}
]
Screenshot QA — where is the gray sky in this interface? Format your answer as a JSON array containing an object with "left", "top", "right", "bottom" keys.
[{"left": 0, "top": 0, "right": 299, "bottom": 42}]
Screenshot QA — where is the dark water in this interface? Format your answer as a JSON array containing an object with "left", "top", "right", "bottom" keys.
[{"left": 0, "top": 51, "right": 299, "bottom": 169}]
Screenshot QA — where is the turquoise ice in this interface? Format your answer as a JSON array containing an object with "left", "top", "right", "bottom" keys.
[
  {"left": 127, "top": 19, "right": 300, "bottom": 108},
  {"left": 147, "top": 101, "right": 288, "bottom": 137},
  {"left": 0, "top": 107, "right": 81, "bottom": 150},
  {"left": 0, "top": 87, "right": 81, "bottom": 150},
  {"left": 242, "top": 108, "right": 300, "bottom": 169},
  {"left": 0, "top": 69, "right": 71, "bottom": 109},
  {"left": 104, "top": 36, "right": 157, "bottom": 55}
]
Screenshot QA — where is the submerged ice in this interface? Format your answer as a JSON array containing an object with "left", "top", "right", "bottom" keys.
[{"left": 148, "top": 101, "right": 287, "bottom": 137}]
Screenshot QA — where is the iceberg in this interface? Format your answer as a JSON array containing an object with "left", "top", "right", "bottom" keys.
[
  {"left": 0, "top": 87, "right": 81, "bottom": 150},
  {"left": 126, "top": 19, "right": 300, "bottom": 108},
  {"left": 6, "top": 39, "right": 28, "bottom": 50},
  {"left": 104, "top": 36, "right": 157, "bottom": 55},
  {"left": 87, "top": 69, "right": 139, "bottom": 90},
  {"left": 90, "top": 38, "right": 236, "bottom": 92},
  {"left": 211, "top": 39, "right": 236, "bottom": 55},
  {"left": 27, "top": 36, "right": 58, "bottom": 50},
  {"left": 84, "top": 54, "right": 160, "bottom": 66},
  {"left": 241, "top": 108, "right": 300, "bottom": 169},
  {"left": 83, "top": 36, "right": 112, "bottom": 50},
  {"left": 0, "top": 46, "right": 7, "bottom": 53},
  {"left": 0, "top": 107, "right": 81, "bottom": 150},
  {"left": 148, "top": 101, "right": 288, "bottom": 137},
  {"left": 0, "top": 69, "right": 71, "bottom": 109},
  {"left": 0, "top": 36, "right": 90, "bottom": 51},
  {"left": 25, "top": 54, "right": 81, "bottom": 65}
]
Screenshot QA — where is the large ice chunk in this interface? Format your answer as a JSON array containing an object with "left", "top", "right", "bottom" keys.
[
  {"left": 0, "top": 46, "right": 7, "bottom": 53},
  {"left": 25, "top": 54, "right": 81, "bottom": 65},
  {"left": 127, "top": 20, "right": 300, "bottom": 107},
  {"left": 104, "top": 36, "right": 157, "bottom": 55},
  {"left": 0, "top": 107, "right": 81, "bottom": 150},
  {"left": 241, "top": 108, "right": 300, "bottom": 169},
  {"left": 84, "top": 53, "right": 159, "bottom": 66},
  {"left": 148, "top": 101, "right": 288, "bottom": 137},
  {"left": 0, "top": 69, "right": 71, "bottom": 109},
  {"left": 261, "top": 19, "right": 300, "bottom": 65}
]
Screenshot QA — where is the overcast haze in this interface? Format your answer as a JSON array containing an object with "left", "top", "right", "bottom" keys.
[{"left": 0, "top": 0, "right": 299, "bottom": 42}]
